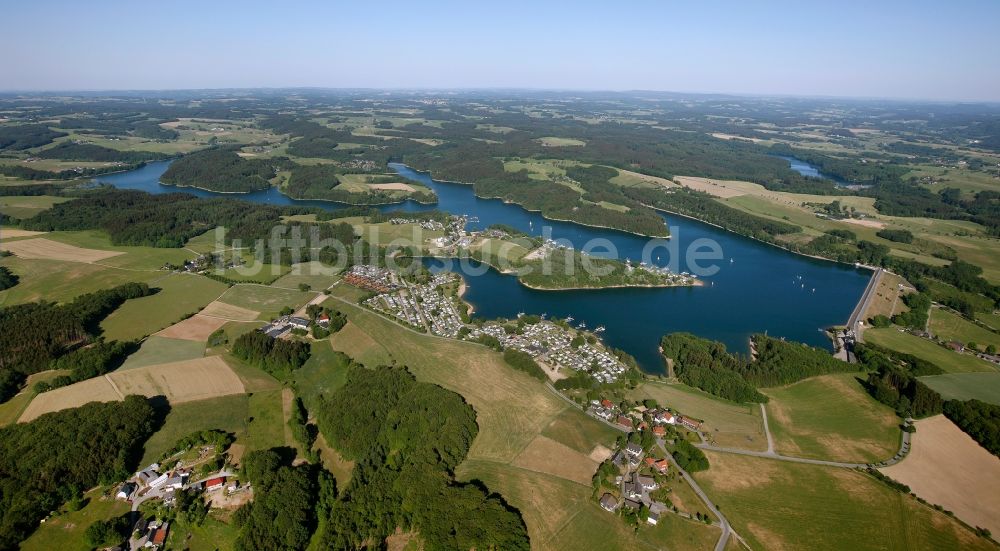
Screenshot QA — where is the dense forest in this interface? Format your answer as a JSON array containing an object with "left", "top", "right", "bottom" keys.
[
  {"left": 161, "top": 147, "right": 288, "bottom": 192},
  {"left": 232, "top": 331, "right": 311, "bottom": 378},
  {"left": 660, "top": 333, "right": 857, "bottom": 403},
  {"left": 233, "top": 448, "right": 331, "bottom": 551},
  {"left": 35, "top": 142, "right": 168, "bottom": 163},
  {"left": 316, "top": 365, "right": 529, "bottom": 550},
  {"left": 0, "top": 283, "right": 153, "bottom": 402},
  {"left": 0, "top": 396, "right": 157, "bottom": 549},
  {"left": 0, "top": 266, "right": 17, "bottom": 291},
  {"left": 0, "top": 124, "right": 66, "bottom": 150}
]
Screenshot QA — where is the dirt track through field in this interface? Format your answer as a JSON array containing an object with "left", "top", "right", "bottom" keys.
[
  {"left": 0, "top": 238, "right": 123, "bottom": 262},
  {"left": 880, "top": 415, "right": 1000, "bottom": 538},
  {"left": 19, "top": 356, "right": 245, "bottom": 422}
]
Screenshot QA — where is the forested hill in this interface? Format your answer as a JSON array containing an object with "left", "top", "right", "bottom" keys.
[
  {"left": 161, "top": 147, "right": 288, "bottom": 192},
  {"left": 0, "top": 396, "right": 158, "bottom": 549},
  {"left": 0, "top": 282, "right": 154, "bottom": 402},
  {"left": 316, "top": 365, "right": 530, "bottom": 550}
]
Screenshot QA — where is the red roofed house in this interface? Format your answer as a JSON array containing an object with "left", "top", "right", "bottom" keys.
[
  {"left": 600, "top": 399, "right": 614, "bottom": 409},
  {"left": 151, "top": 522, "right": 170, "bottom": 547},
  {"left": 617, "top": 416, "right": 634, "bottom": 429},
  {"left": 653, "top": 459, "right": 670, "bottom": 474},
  {"left": 644, "top": 457, "right": 656, "bottom": 468},
  {"left": 652, "top": 425, "right": 666, "bottom": 437},
  {"left": 678, "top": 416, "right": 702, "bottom": 431},
  {"left": 204, "top": 477, "right": 226, "bottom": 491}
]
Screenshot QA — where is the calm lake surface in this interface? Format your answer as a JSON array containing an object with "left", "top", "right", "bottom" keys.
[
  {"left": 777, "top": 155, "right": 853, "bottom": 186},
  {"left": 96, "top": 161, "right": 871, "bottom": 374}
]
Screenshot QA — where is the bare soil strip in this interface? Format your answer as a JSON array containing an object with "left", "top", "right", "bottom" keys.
[{"left": 0, "top": 237, "right": 123, "bottom": 263}]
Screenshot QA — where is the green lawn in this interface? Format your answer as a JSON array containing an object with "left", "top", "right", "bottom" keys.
[
  {"left": 118, "top": 336, "right": 206, "bottom": 370},
  {"left": 20, "top": 489, "right": 130, "bottom": 551},
  {"left": 928, "top": 307, "right": 1000, "bottom": 351},
  {"left": 100, "top": 273, "right": 228, "bottom": 341},
  {"left": 918, "top": 372, "right": 1000, "bottom": 405},
  {"left": 763, "top": 373, "right": 900, "bottom": 463},
  {"left": 140, "top": 394, "right": 250, "bottom": 465},
  {"left": 540, "top": 407, "right": 621, "bottom": 455},
  {"left": 629, "top": 381, "right": 768, "bottom": 451},
  {"left": 866, "top": 328, "right": 998, "bottom": 373},
  {"left": 242, "top": 389, "right": 286, "bottom": 453},
  {"left": 167, "top": 511, "right": 239, "bottom": 551},
  {"left": 694, "top": 451, "right": 993, "bottom": 551},
  {"left": 291, "top": 339, "right": 352, "bottom": 411}
]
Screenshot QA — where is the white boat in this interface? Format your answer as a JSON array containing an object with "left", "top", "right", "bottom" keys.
[
  {"left": 565, "top": 316, "right": 574, "bottom": 322},
  {"left": 595, "top": 326, "right": 606, "bottom": 332},
  {"left": 578, "top": 322, "right": 587, "bottom": 329}
]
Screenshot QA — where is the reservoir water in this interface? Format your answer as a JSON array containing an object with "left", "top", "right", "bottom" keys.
[
  {"left": 777, "top": 155, "right": 854, "bottom": 187},
  {"left": 95, "top": 161, "right": 871, "bottom": 374}
]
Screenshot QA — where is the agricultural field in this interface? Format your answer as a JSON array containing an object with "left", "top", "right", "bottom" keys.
[
  {"left": 0, "top": 195, "right": 70, "bottom": 219},
  {"left": 628, "top": 382, "right": 768, "bottom": 451},
  {"left": 694, "top": 451, "right": 993, "bottom": 551},
  {"left": 928, "top": 307, "right": 1000, "bottom": 351},
  {"left": 99, "top": 273, "right": 228, "bottom": 341},
  {"left": 762, "top": 373, "right": 900, "bottom": 463},
  {"left": 271, "top": 261, "right": 342, "bottom": 291},
  {"left": 139, "top": 393, "right": 250, "bottom": 465},
  {"left": 215, "top": 284, "right": 315, "bottom": 320},
  {"left": 325, "top": 295, "right": 718, "bottom": 549},
  {"left": 540, "top": 407, "right": 621, "bottom": 456},
  {"left": 866, "top": 328, "right": 999, "bottom": 373},
  {"left": 0, "top": 237, "right": 123, "bottom": 263},
  {"left": 19, "top": 356, "right": 246, "bottom": 422},
  {"left": 0, "top": 256, "right": 162, "bottom": 305},
  {"left": 156, "top": 313, "right": 228, "bottom": 342},
  {"left": 0, "top": 370, "right": 70, "bottom": 426},
  {"left": 292, "top": 339, "right": 352, "bottom": 410},
  {"left": 918, "top": 372, "right": 1000, "bottom": 404},
  {"left": 328, "top": 320, "right": 394, "bottom": 367},
  {"left": 242, "top": 389, "right": 286, "bottom": 454},
  {"left": 39, "top": 230, "right": 195, "bottom": 270},
  {"left": 199, "top": 300, "right": 261, "bottom": 322},
  {"left": 354, "top": 220, "right": 444, "bottom": 248},
  {"left": 881, "top": 415, "right": 1000, "bottom": 540},
  {"left": 118, "top": 336, "right": 207, "bottom": 370}
]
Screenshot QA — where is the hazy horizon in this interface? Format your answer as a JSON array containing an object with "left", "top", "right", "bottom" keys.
[{"left": 3, "top": 0, "right": 999, "bottom": 102}]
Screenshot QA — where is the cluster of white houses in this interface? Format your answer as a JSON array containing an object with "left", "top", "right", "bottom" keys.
[
  {"left": 351, "top": 263, "right": 633, "bottom": 383},
  {"left": 589, "top": 399, "right": 702, "bottom": 433},
  {"left": 364, "top": 272, "right": 466, "bottom": 336}
]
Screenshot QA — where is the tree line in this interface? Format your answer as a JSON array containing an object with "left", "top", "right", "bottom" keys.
[{"left": 0, "top": 282, "right": 153, "bottom": 402}]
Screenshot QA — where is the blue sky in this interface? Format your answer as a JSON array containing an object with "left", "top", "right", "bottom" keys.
[{"left": 3, "top": 0, "right": 998, "bottom": 101}]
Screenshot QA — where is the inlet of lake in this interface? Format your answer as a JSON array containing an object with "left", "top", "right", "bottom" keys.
[{"left": 95, "top": 160, "right": 871, "bottom": 374}]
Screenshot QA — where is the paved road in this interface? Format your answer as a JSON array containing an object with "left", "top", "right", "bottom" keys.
[{"left": 658, "top": 440, "right": 733, "bottom": 551}]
